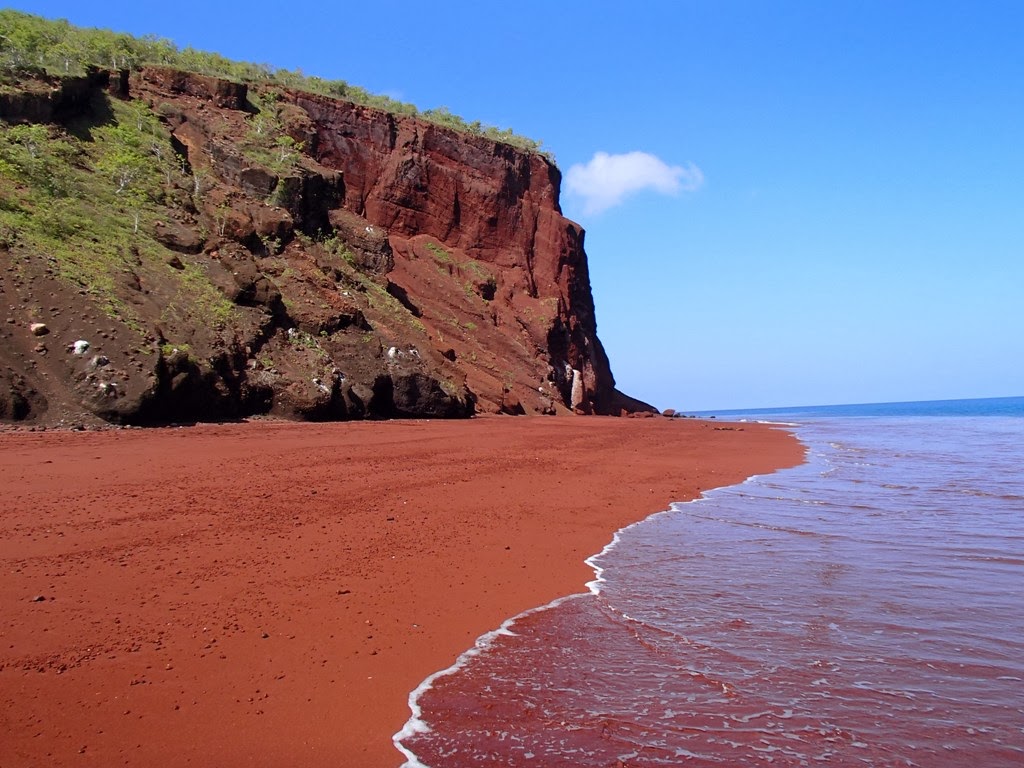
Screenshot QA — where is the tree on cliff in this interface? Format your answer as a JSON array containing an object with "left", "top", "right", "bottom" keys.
[{"left": 92, "top": 102, "right": 176, "bottom": 233}]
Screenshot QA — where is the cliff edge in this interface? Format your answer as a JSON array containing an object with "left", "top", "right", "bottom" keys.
[{"left": 0, "top": 67, "right": 653, "bottom": 426}]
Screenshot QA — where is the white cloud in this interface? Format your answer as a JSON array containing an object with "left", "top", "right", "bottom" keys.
[{"left": 565, "top": 151, "right": 704, "bottom": 215}]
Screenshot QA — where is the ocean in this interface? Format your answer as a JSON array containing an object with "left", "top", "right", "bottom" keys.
[{"left": 395, "top": 396, "right": 1024, "bottom": 766}]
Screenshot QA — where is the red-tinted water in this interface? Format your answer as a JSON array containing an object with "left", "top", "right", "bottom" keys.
[{"left": 397, "top": 417, "right": 1024, "bottom": 766}]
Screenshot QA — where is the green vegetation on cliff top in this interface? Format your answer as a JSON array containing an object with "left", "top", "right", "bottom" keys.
[{"left": 0, "top": 9, "right": 548, "bottom": 157}]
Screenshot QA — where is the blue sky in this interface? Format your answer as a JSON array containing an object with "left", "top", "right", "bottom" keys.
[{"left": 9, "top": 1, "right": 1024, "bottom": 410}]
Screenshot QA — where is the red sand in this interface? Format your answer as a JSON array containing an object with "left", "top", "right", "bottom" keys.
[{"left": 0, "top": 416, "right": 802, "bottom": 767}]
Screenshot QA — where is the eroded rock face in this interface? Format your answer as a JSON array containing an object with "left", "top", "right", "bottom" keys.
[
  {"left": 0, "top": 68, "right": 110, "bottom": 124},
  {"left": 0, "top": 67, "right": 651, "bottom": 426},
  {"left": 138, "top": 67, "right": 248, "bottom": 110},
  {"left": 290, "top": 90, "right": 642, "bottom": 415}
]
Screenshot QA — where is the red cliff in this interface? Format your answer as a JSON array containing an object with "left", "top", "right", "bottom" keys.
[
  {"left": 0, "top": 67, "right": 652, "bottom": 425},
  {"left": 289, "top": 89, "right": 649, "bottom": 415}
]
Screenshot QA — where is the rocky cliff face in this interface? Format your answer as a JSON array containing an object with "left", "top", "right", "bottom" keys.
[{"left": 0, "top": 67, "right": 652, "bottom": 426}]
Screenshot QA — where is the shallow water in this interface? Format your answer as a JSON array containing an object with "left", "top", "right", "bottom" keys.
[{"left": 397, "top": 408, "right": 1024, "bottom": 766}]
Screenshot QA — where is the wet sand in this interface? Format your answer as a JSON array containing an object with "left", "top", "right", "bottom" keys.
[{"left": 0, "top": 416, "right": 802, "bottom": 767}]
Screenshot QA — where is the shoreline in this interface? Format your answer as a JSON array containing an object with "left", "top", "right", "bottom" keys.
[
  {"left": 0, "top": 416, "right": 803, "bottom": 767},
  {"left": 394, "top": 447, "right": 788, "bottom": 766}
]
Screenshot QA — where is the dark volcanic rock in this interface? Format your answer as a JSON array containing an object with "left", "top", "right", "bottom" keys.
[
  {"left": 0, "top": 68, "right": 109, "bottom": 124},
  {"left": 390, "top": 371, "right": 474, "bottom": 419},
  {"left": 153, "top": 220, "right": 204, "bottom": 253},
  {"left": 0, "top": 373, "right": 46, "bottom": 421}
]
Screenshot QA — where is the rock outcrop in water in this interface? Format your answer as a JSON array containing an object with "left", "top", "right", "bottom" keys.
[{"left": 0, "top": 66, "right": 653, "bottom": 426}]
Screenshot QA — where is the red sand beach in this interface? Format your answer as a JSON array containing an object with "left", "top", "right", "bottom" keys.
[{"left": 0, "top": 416, "right": 802, "bottom": 767}]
